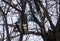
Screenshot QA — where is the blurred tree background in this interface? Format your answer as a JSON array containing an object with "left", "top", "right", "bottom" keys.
[{"left": 0, "top": 0, "right": 59, "bottom": 41}]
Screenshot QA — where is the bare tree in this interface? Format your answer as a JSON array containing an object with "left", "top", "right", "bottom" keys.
[{"left": 0, "top": 0, "right": 59, "bottom": 41}]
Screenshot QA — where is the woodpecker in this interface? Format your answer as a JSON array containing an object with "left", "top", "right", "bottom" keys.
[{"left": 23, "top": 24, "right": 28, "bottom": 34}]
